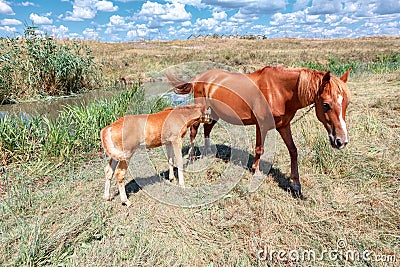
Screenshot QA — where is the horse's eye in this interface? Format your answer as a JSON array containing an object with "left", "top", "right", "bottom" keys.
[{"left": 323, "top": 103, "right": 332, "bottom": 113}]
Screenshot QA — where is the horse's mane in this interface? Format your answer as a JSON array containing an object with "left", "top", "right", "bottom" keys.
[{"left": 297, "top": 68, "right": 350, "bottom": 107}]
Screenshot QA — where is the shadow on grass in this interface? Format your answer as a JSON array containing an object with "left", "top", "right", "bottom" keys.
[{"left": 122, "top": 144, "right": 300, "bottom": 199}]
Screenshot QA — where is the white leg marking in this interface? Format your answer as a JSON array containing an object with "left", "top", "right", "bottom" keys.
[
  {"left": 204, "top": 137, "right": 212, "bottom": 155},
  {"left": 166, "top": 143, "right": 175, "bottom": 180},
  {"left": 172, "top": 141, "right": 185, "bottom": 187}
]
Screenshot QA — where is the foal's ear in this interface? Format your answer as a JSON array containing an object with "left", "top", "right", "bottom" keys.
[{"left": 340, "top": 68, "right": 351, "bottom": 83}]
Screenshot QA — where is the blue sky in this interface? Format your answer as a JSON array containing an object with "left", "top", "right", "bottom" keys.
[{"left": 0, "top": 0, "right": 399, "bottom": 42}]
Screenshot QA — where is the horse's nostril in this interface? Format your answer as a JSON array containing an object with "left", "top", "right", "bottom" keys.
[{"left": 335, "top": 138, "right": 343, "bottom": 148}]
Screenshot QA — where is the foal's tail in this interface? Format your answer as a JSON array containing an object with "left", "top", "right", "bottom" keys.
[
  {"left": 166, "top": 71, "right": 193, "bottom": 94},
  {"left": 100, "top": 126, "right": 132, "bottom": 161}
]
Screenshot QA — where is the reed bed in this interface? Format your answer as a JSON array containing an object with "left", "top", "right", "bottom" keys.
[
  {"left": 0, "top": 86, "right": 168, "bottom": 164},
  {"left": 0, "top": 25, "right": 102, "bottom": 104}
]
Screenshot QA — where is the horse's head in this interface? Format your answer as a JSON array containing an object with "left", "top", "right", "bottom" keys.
[{"left": 315, "top": 69, "right": 351, "bottom": 149}]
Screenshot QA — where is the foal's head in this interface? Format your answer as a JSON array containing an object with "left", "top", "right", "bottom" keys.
[{"left": 315, "top": 69, "right": 351, "bottom": 149}]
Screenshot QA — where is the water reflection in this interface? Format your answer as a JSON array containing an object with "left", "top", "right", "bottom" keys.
[{"left": 0, "top": 89, "right": 120, "bottom": 119}]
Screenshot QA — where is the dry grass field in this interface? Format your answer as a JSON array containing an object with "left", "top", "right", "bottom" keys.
[{"left": 1, "top": 37, "right": 399, "bottom": 266}]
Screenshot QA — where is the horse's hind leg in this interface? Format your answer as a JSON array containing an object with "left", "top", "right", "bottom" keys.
[
  {"left": 114, "top": 160, "right": 132, "bottom": 206},
  {"left": 103, "top": 158, "right": 118, "bottom": 201},
  {"left": 253, "top": 122, "right": 267, "bottom": 176}
]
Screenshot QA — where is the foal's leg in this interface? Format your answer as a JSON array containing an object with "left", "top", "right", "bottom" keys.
[
  {"left": 114, "top": 160, "right": 132, "bottom": 206},
  {"left": 277, "top": 124, "right": 301, "bottom": 195},
  {"left": 172, "top": 140, "right": 185, "bottom": 187},
  {"left": 103, "top": 158, "right": 118, "bottom": 201},
  {"left": 165, "top": 143, "right": 175, "bottom": 181},
  {"left": 203, "top": 119, "right": 218, "bottom": 156}
]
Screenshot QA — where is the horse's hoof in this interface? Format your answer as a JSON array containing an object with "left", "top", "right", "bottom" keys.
[
  {"left": 289, "top": 183, "right": 304, "bottom": 199},
  {"left": 103, "top": 194, "right": 111, "bottom": 201}
]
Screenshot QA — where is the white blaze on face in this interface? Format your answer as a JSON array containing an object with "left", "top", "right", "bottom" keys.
[{"left": 337, "top": 94, "right": 349, "bottom": 142}]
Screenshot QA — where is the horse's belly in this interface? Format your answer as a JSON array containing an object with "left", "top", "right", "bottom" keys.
[{"left": 209, "top": 100, "right": 254, "bottom": 125}]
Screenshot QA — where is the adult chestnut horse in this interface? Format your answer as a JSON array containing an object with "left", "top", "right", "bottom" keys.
[{"left": 167, "top": 66, "right": 351, "bottom": 195}]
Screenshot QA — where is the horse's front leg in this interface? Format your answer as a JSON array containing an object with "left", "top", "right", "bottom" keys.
[{"left": 277, "top": 124, "right": 302, "bottom": 196}]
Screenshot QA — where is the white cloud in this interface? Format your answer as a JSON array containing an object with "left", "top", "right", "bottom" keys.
[
  {"left": 42, "top": 25, "right": 69, "bottom": 38},
  {"left": 95, "top": 0, "right": 118, "bottom": 12},
  {"left": 324, "top": 14, "right": 339, "bottom": 24},
  {"left": 1, "top": 18, "right": 22, "bottom": 25},
  {"left": 308, "top": 0, "right": 342, "bottom": 15},
  {"left": 136, "top": 1, "right": 191, "bottom": 30},
  {"left": 230, "top": 10, "right": 258, "bottom": 23},
  {"left": 212, "top": 10, "right": 227, "bottom": 20},
  {"left": 168, "top": 0, "right": 206, "bottom": 9},
  {"left": 374, "top": 0, "right": 400, "bottom": 15},
  {"left": 30, "top": 13, "right": 53, "bottom": 24},
  {"left": 0, "top": 25, "right": 17, "bottom": 33},
  {"left": 65, "top": 3, "right": 96, "bottom": 21},
  {"left": 138, "top": 1, "right": 165, "bottom": 16},
  {"left": 203, "top": 0, "right": 286, "bottom": 15},
  {"left": 64, "top": 0, "right": 118, "bottom": 21},
  {"left": 21, "top": 2, "right": 35, "bottom": 7},
  {"left": 293, "top": 0, "right": 311, "bottom": 11},
  {"left": 0, "top": 0, "right": 13, "bottom": 14},
  {"left": 181, "top": 20, "right": 192, "bottom": 27},
  {"left": 108, "top": 15, "right": 125, "bottom": 26},
  {"left": 340, "top": 16, "right": 358, "bottom": 24},
  {"left": 82, "top": 28, "right": 99, "bottom": 39},
  {"left": 195, "top": 17, "right": 219, "bottom": 31}
]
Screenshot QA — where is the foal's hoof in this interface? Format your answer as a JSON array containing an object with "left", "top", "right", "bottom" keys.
[
  {"left": 122, "top": 200, "right": 132, "bottom": 207},
  {"left": 288, "top": 183, "right": 304, "bottom": 199}
]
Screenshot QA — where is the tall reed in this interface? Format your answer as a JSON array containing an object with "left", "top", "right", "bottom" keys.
[{"left": 0, "top": 25, "right": 102, "bottom": 104}]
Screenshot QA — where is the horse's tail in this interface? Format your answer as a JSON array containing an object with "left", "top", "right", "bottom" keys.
[
  {"left": 100, "top": 126, "right": 132, "bottom": 161},
  {"left": 166, "top": 71, "right": 193, "bottom": 95}
]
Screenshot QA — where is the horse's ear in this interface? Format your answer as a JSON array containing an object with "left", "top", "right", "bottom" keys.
[
  {"left": 340, "top": 68, "right": 351, "bottom": 83},
  {"left": 319, "top": 71, "right": 331, "bottom": 93}
]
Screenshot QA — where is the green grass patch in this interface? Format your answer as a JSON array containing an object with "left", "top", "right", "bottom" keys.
[{"left": 297, "top": 55, "right": 400, "bottom": 76}]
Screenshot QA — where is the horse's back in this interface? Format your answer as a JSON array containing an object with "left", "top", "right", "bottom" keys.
[{"left": 193, "top": 69, "right": 269, "bottom": 125}]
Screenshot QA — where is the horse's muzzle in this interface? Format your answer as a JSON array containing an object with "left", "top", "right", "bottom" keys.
[{"left": 330, "top": 135, "right": 349, "bottom": 149}]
